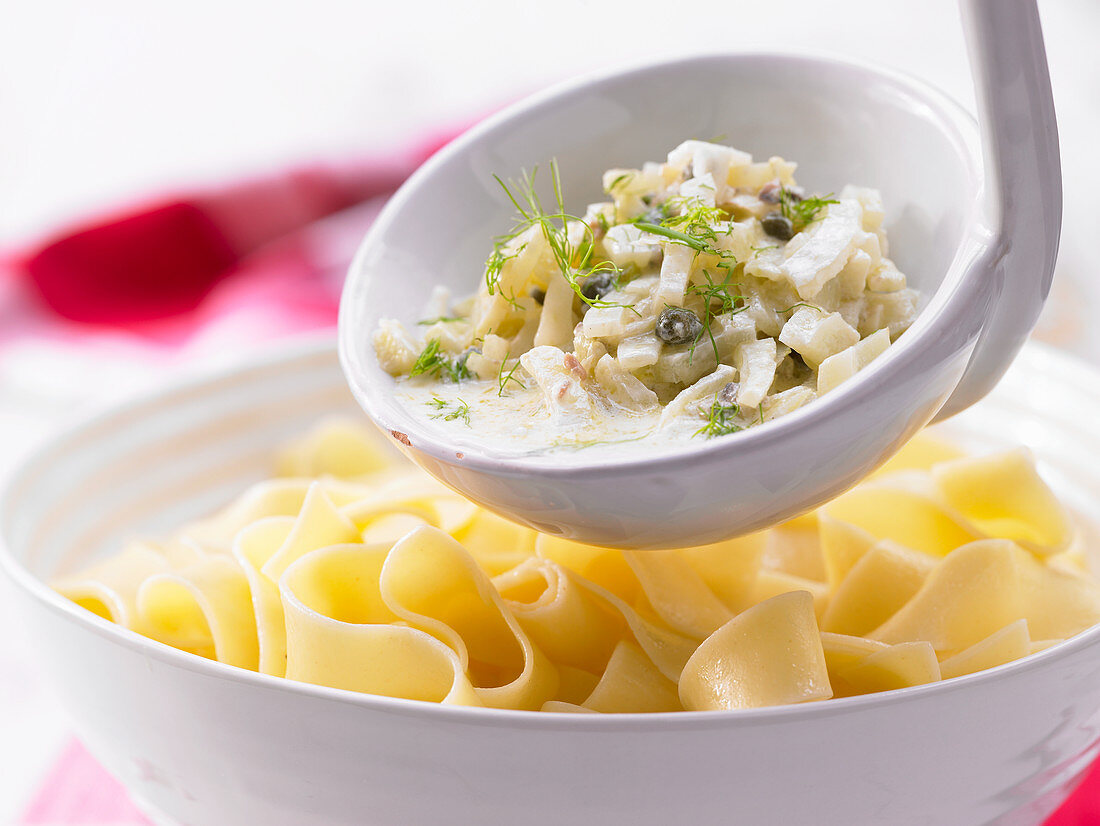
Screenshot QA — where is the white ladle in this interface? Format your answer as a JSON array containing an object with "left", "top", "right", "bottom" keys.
[{"left": 340, "top": 0, "right": 1059, "bottom": 549}]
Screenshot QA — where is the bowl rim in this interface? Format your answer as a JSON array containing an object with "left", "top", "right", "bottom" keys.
[
  {"left": 339, "top": 47, "right": 991, "bottom": 478},
  {"left": 3, "top": 336, "right": 1099, "bottom": 732}
]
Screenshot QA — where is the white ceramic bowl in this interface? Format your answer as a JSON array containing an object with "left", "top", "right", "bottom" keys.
[
  {"left": 4, "top": 338, "right": 1100, "bottom": 826},
  {"left": 340, "top": 24, "right": 1061, "bottom": 547}
]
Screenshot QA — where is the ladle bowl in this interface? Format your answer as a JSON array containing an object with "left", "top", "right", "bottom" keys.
[{"left": 339, "top": 0, "right": 1060, "bottom": 548}]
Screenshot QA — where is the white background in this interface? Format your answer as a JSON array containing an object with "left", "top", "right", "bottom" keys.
[{"left": 0, "top": 0, "right": 1097, "bottom": 821}]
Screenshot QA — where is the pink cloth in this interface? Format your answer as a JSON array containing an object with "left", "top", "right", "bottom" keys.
[{"left": 21, "top": 741, "right": 151, "bottom": 825}]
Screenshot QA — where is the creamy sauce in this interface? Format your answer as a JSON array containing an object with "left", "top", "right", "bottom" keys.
[
  {"left": 397, "top": 378, "right": 711, "bottom": 458},
  {"left": 375, "top": 139, "right": 920, "bottom": 458}
]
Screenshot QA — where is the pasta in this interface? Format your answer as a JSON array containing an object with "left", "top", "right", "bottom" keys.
[
  {"left": 56, "top": 420, "right": 1100, "bottom": 712},
  {"left": 372, "top": 140, "right": 920, "bottom": 455}
]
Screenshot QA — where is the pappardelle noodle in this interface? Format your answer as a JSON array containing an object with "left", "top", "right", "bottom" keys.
[
  {"left": 56, "top": 420, "right": 1100, "bottom": 712},
  {"left": 374, "top": 140, "right": 920, "bottom": 453}
]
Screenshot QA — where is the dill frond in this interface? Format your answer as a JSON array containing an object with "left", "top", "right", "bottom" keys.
[
  {"left": 661, "top": 197, "right": 727, "bottom": 233},
  {"left": 486, "top": 162, "right": 632, "bottom": 311},
  {"left": 410, "top": 339, "right": 470, "bottom": 382},
  {"left": 634, "top": 197, "right": 736, "bottom": 267},
  {"left": 496, "top": 353, "right": 526, "bottom": 397},
  {"left": 633, "top": 222, "right": 711, "bottom": 253},
  {"left": 427, "top": 396, "right": 471, "bottom": 426},
  {"left": 683, "top": 270, "right": 745, "bottom": 364},
  {"left": 780, "top": 190, "right": 839, "bottom": 231},
  {"left": 694, "top": 394, "right": 743, "bottom": 438}
]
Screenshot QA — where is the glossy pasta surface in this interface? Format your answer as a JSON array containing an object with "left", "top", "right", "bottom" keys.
[{"left": 55, "top": 421, "right": 1100, "bottom": 712}]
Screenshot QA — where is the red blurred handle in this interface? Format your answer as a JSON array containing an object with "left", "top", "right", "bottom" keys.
[{"left": 18, "top": 131, "right": 460, "bottom": 325}]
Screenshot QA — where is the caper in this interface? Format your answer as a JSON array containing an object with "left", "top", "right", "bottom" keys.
[
  {"left": 529, "top": 287, "right": 546, "bottom": 305},
  {"left": 761, "top": 211, "right": 795, "bottom": 241},
  {"left": 580, "top": 271, "right": 616, "bottom": 302},
  {"left": 655, "top": 306, "right": 704, "bottom": 345}
]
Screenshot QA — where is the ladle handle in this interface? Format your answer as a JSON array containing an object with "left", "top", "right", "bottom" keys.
[{"left": 934, "top": 0, "right": 1062, "bottom": 421}]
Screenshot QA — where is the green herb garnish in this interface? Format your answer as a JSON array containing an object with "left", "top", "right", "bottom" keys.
[
  {"left": 634, "top": 198, "right": 736, "bottom": 273},
  {"left": 780, "top": 190, "right": 840, "bottom": 231},
  {"left": 410, "top": 339, "right": 470, "bottom": 382},
  {"left": 637, "top": 196, "right": 742, "bottom": 363},
  {"left": 688, "top": 270, "right": 743, "bottom": 316},
  {"left": 497, "top": 353, "right": 526, "bottom": 397},
  {"left": 427, "top": 396, "right": 471, "bottom": 426},
  {"left": 484, "top": 245, "right": 526, "bottom": 309},
  {"left": 694, "top": 394, "right": 743, "bottom": 438},
  {"left": 685, "top": 270, "right": 746, "bottom": 363},
  {"left": 632, "top": 221, "right": 712, "bottom": 253},
  {"left": 487, "top": 162, "right": 630, "bottom": 311},
  {"left": 661, "top": 197, "right": 727, "bottom": 233}
]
